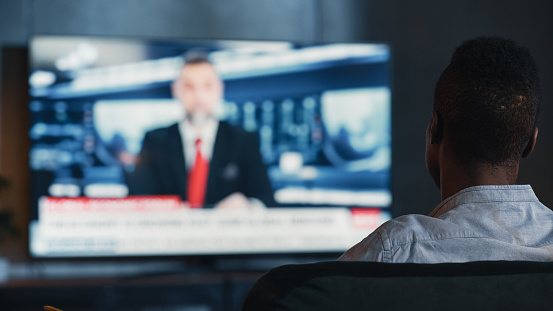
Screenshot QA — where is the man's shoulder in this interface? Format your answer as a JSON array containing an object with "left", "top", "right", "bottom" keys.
[
  {"left": 379, "top": 214, "right": 481, "bottom": 248},
  {"left": 145, "top": 123, "right": 180, "bottom": 140},
  {"left": 217, "top": 121, "right": 257, "bottom": 142},
  {"left": 218, "top": 121, "right": 250, "bottom": 135}
]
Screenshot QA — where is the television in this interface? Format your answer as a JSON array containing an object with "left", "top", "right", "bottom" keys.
[{"left": 28, "top": 35, "right": 392, "bottom": 258}]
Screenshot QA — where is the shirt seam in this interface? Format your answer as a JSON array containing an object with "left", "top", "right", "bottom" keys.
[
  {"left": 450, "top": 199, "right": 538, "bottom": 206},
  {"left": 378, "top": 228, "right": 391, "bottom": 263},
  {"left": 387, "top": 234, "right": 488, "bottom": 249},
  {"left": 388, "top": 236, "right": 553, "bottom": 254}
]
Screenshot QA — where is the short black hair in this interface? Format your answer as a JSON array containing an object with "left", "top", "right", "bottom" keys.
[
  {"left": 183, "top": 50, "right": 211, "bottom": 65},
  {"left": 434, "top": 36, "right": 541, "bottom": 166}
]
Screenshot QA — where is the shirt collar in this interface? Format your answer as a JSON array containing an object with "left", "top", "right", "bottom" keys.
[
  {"left": 178, "top": 118, "right": 219, "bottom": 168},
  {"left": 429, "top": 185, "right": 536, "bottom": 218},
  {"left": 179, "top": 117, "right": 218, "bottom": 143}
]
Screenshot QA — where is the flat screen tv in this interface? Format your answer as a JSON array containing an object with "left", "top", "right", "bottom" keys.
[{"left": 28, "top": 35, "right": 392, "bottom": 258}]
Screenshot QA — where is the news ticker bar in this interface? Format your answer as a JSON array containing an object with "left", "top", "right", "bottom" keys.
[{"left": 30, "top": 196, "right": 390, "bottom": 257}]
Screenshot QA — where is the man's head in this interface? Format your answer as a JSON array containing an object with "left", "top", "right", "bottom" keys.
[
  {"left": 172, "top": 51, "right": 223, "bottom": 125},
  {"left": 427, "top": 36, "right": 541, "bottom": 186}
]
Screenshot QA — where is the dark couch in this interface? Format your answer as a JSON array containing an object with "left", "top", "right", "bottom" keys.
[{"left": 242, "top": 260, "right": 553, "bottom": 310}]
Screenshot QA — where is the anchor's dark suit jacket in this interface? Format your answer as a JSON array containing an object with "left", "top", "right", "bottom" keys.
[{"left": 128, "top": 121, "right": 275, "bottom": 207}]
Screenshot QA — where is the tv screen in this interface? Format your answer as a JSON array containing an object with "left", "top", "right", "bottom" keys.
[{"left": 28, "top": 35, "right": 392, "bottom": 258}]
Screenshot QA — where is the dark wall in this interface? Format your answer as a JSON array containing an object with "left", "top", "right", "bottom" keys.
[
  {"left": 0, "top": 1, "right": 552, "bottom": 244},
  {"left": 362, "top": 1, "right": 553, "bottom": 215}
]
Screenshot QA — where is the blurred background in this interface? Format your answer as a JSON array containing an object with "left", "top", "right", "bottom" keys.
[
  {"left": 1, "top": 0, "right": 553, "bottom": 258},
  {"left": 0, "top": 0, "right": 552, "bottom": 310}
]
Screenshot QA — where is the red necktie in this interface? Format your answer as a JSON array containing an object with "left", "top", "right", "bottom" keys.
[{"left": 187, "top": 138, "right": 209, "bottom": 208}]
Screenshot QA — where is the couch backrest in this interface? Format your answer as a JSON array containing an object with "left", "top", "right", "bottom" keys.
[{"left": 242, "top": 260, "right": 553, "bottom": 311}]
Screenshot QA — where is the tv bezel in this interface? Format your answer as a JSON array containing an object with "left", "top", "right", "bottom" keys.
[{"left": 25, "top": 33, "right": 394, "bottom": 262}]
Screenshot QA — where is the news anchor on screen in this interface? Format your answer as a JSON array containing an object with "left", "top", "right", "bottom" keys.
[{"left": 128, "top": 52, "right": 275, "bottom": 209}]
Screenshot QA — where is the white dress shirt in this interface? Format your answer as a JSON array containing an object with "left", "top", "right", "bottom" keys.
[{"left": 178, "top": 118, "right": 219, "bottom": 170}]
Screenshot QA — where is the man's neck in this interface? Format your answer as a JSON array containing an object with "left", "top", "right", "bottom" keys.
[{"left": 439, "top": 156, "right": 519, "bottom": 201}]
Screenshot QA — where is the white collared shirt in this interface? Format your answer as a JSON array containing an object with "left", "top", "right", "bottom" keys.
[{"left": 178, "top": 118, "right": 219, "bottom": 169}]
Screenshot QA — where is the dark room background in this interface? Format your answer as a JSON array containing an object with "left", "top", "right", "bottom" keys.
[{"left": 0, "top": 0, "right": 552, "bottom": 261}]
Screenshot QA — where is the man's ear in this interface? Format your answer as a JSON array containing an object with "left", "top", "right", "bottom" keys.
[
  {"left": 430, "top": 110, "right": 444, "bottom": 144},
  {"left": 522, "top": 127, "right": 538, "bottom": 158}
]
